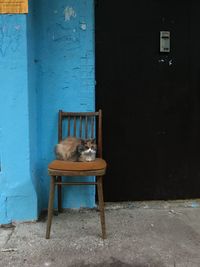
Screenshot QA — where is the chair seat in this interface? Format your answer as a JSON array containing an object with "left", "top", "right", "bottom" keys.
[{"left": 48, "top": 158, "right": 107, "bottom": 172}]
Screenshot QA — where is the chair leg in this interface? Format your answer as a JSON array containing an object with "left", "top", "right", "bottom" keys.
[
  {"left": 57, "top": 176, "right": 63, "bottom": 213},
  {"left": 46, "top": 176, "right": 56, "bottom": 239},
  {"left": 97, "top": 176, "right": 106, "bottom": 239}
]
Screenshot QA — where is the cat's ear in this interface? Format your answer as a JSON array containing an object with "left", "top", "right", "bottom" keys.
[
  {"left": 77, "top": 144, "right": 84, "bottom": 153},
  {"left": 91, "top": 138, "right": 96, "bottom": 143},
  {"left": 80, "top": 139, "right": 85, "bottom": 145}
]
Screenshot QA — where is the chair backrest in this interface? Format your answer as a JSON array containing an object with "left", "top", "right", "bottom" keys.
[{"left": 58, "top": 110, "right": 103, "bottom": 158}]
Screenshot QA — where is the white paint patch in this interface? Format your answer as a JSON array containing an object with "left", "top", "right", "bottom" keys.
[
  {"left": 64, "top": 6, "right": 76, "bottom": 21},
  {"left": 80, "top": 22, "right": 87, "bottom": 31}
]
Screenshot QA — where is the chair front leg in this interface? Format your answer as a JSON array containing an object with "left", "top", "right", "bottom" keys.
[
  {"left": 46, "top": 176, "right": 56, "bottom": 239},
  {"left": 57, "top": 176, "right": 63, "bottom": 213},
  {"left": 97, "top": 176, "right": 106, "bottom": 239}
]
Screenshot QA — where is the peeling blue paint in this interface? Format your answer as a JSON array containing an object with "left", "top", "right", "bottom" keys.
[
  {"left": 33, "top": 0, "right": 95, "bottom": 210},
  {"left": 0, "top": 0, "right": 95, "bottom": 224}
]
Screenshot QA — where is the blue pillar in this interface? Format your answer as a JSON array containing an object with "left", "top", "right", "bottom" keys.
[{"left": 0, "top": 15, "right": 38, "bottom": 224}]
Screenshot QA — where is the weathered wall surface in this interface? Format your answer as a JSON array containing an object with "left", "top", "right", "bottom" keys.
[
  {"left": 27, "top": 0, "right": 41, "bottom": 212},
  {"left": 0, "top": 0, "right": 95, "bottom": 224},
  {"left": 34, "top": 0, "right": 95, "bottom": 209},
  {"left": 0, "top": 15, "right": 37, "bottom": 224}
]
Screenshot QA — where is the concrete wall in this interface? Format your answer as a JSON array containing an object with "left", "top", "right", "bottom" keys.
[{"left": 0, "top": 0, "right": 95, "bottom": 224}]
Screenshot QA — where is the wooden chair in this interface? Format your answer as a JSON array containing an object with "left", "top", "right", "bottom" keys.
[{"left": 46, "top": 110, "right": 107, "bottom": 239}]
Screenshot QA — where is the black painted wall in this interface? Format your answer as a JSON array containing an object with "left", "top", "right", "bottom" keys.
[{"left": 96, "top": 1, "right": 200, "bottom": 201}]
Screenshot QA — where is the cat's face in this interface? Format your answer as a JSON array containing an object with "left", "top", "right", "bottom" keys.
[{"left": 77, "top": 139, "right": 97, "bottom": 162}]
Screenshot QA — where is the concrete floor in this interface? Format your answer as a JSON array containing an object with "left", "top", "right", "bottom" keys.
[{"left": 1, "top": 201, "right": 200, "bottom": 267}]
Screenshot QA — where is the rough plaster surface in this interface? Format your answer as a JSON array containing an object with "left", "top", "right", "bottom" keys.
[
  {"left": 34, "top": 0, "right": 96, "bottom": 210},
  {"left": 0, "top": 0, "right": 95, "bottom": 223},
  {"left": 0, "top": 14, "right": 37, "bottom": 224},
  {"left": 0, "top": 202, "right": 200, "bottom": 267}
]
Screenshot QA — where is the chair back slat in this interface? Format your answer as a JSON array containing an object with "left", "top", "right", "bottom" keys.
[
  {"left": 79, "top": 116, "right": 82, "bottom": 138},
  {"left": 91, "top": 116, "right": 94, "bottom": 139},
  {"left": 58, "top": 110, "right": 103, "bottom": 158},
  {"left": 98, "top": 110, "right": 102, "bottom": 158},
  {"left": 67, "top": 116, "right": 71, "bottom": 136},
  {"left": 58, "top": 110, "right": 63, "bottom": 142},
  {"left": 85, "top": 116, "right": 88, "bottom": 139},
  {"left": 73, "top": 116, "right": 76, "bottom": 137}
]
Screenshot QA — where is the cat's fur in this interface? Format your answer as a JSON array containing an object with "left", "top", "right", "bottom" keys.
[{"left": 55, "top": 137, "right": 97, "bottom": 162}]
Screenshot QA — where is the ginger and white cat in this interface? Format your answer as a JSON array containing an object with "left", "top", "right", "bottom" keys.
[{"left": 55, "top": 137, "right": 96, "bottom": 162}]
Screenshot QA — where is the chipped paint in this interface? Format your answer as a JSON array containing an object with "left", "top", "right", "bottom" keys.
[
  {"left": 14, "top": 25, "right": 20, "bottom": 31},
  {"left": 80, "top": 22, "right": 87, "bottom": 30},
  {"left": 35, "top": 0, "right": 95, "bottom": 210},
  {"left": 0, "top": 0, "right": 96, "bottom": 223},
  {"left": 64, "top": 6, "right": 76, "bottom": 21},
  {"left": 0, "top": 22, "right": 22, "bottom": 57}
]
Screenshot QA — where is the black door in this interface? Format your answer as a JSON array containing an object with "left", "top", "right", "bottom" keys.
[{"left": 95, "top": 1, "right": 200, "bottom": 201}]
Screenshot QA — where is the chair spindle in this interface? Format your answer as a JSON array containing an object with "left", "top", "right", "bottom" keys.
[
  {"left": 79, "top": 116, "right": 82, "bottom": 138},
  {"left": 73, "top": 116, "right": 76, "bottom": 137},
  {"left": 91, "top": 116, "right": 94, "bottom": 139},
  {"left": 85, "top": 116, "right": 88, "bottom": 139},
  {"left": 68, "top": 116, "right": 71, "bottom": 136}
]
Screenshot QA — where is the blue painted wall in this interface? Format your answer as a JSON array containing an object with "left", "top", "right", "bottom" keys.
[
  {"left": 34, "top": 0, "right": 96, "bottom": 209},
  {"left": 0, "top": 0, "right": 95, "bottom": 223},
  {"left": 0, "top": 15, "right": 37, "bottom": 224},
  {"left": 27, "top": 0, "right": 41, "bottom": 212}
]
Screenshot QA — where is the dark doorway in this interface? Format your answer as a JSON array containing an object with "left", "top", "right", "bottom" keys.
[{"left": 95, "top": 1, "right": 200, "bottom": 201}]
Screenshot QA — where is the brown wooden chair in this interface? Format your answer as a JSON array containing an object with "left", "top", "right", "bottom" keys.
[{"left": 46, "top": 110, "right": 107, "bottom": 239}]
